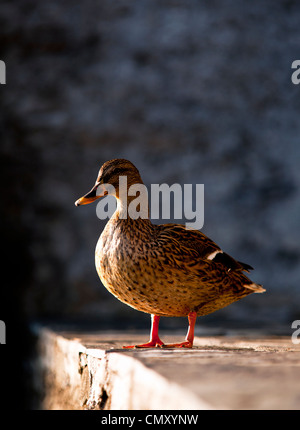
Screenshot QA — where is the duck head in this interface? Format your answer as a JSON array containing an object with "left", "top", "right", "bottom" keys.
[{"left": 75, "top": 158, "right": 144, "bottom": 207}]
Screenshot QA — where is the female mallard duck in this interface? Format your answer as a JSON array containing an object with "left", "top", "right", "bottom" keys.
[{"left": 75, "top": 159, "right": 265, "bottom": 348}]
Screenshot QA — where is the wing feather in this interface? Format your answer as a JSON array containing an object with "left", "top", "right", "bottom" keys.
[{"left": 155, "top": 223, "right": 252, "bottom": 273}]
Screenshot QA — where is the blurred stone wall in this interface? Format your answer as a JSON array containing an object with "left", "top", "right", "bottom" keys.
[{"left": 1, "top": 0, "right": 300, "bottom": 327}]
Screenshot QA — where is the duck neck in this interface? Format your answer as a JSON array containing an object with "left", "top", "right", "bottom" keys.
[{"left": 115, "top": 181, "right": 150, "bottom": 221}]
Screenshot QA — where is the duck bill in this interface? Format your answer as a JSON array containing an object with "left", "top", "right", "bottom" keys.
[{"left": 75, "top": 183, "right": 107, "bottom": 206}]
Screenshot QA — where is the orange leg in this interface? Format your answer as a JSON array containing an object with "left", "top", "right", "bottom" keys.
[
  {"left": 123, "top": 314, "right": 164, "bottom": 348},
  {"left": 163, "top": 311, "right": 197, "bottom": 348}
]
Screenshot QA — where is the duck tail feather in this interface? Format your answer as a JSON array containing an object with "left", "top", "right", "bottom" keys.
[{"left": 244, "top": 282, "right": 266, "bottom": 293}]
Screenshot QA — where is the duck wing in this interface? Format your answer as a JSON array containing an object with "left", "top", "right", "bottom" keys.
[{"left": 155, "top": 223, "right": 253, "bottom": 273}]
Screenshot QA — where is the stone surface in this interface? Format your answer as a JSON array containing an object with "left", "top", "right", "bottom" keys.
[{"left": 31, "top": 324, "right": 300, "bottom": 410}]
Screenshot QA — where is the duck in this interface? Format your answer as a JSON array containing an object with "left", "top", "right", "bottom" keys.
[{"left": 75, "top": 159, "right": 265, "bottom": 348}]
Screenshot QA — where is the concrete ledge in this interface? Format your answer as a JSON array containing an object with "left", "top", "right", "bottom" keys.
[{"left": 31, "top": 324, "right": 300, "bottom": 410}]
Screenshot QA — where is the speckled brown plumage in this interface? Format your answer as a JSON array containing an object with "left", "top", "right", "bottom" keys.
[{"left": 75, "top": 159, "right": 265, "bottom": 348}]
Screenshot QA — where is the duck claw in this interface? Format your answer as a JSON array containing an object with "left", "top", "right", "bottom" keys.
[
  {"left": 161, "top": 341, "right": 193, "bottom": 348},
  {"left": 123, "top": 340, "right": 164, "bottom": 349}
]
